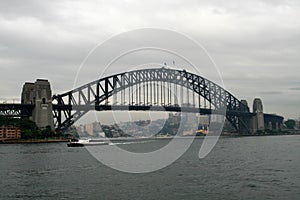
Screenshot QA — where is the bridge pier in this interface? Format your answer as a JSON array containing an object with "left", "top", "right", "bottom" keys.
[
  {"left": 21, "top": 79, "right": 54, "bottom": 131},
  {"left": 251, "top": 98, "right": 265, "bottom": 134},
  {"left": 264, "top": 113, "right": 283, "bottom": 132}
]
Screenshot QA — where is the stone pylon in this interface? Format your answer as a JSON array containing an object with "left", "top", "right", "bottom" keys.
[
  {"left": 21, "top": 79, "right": 54, "bottom": 131},
  {"left": 238, "top": 99, "right": 251, "bottom": 134},
  {"left": 252, "top": 98, "right": 265, "bottom": 133}
]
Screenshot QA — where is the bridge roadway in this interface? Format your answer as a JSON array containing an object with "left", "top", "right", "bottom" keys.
[
  {"left": 0, "top": 103, "right": 255, "bottom": 117},
  {"left": 52, "top": 104, "right": 255, "bottom": 117},
  {"left": 0, "top": 102, "right": 254, "bottom": 126}
]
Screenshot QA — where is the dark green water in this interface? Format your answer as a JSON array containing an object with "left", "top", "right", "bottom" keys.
[{"left": 0, "top": 135, "right": 299, "bottom": 199}]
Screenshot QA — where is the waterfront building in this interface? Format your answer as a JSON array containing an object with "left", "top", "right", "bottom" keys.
[
  {"left": 85, "top": 123, "right": 94, "bottom": 136},
  {"left": 85, "top": 122, "right": 103, "bottom": 136},
  {"left": 0, "top": 126, "right": 21, "bottom": 141}
]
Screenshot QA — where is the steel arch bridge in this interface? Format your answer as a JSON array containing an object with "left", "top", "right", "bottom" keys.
[{"left": 52, "top": 67, "right": 251, "bottom": 132}]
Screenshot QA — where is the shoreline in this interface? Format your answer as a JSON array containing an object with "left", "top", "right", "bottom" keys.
[
  {"left": 0, "top": 138, "right": 69, "bottom": 144},
  {"left": 1, "top": 132, "right": 299, "bottom": 144}
]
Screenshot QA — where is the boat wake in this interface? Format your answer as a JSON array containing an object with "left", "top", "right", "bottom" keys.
[{"left": 67, "top": 138, "right": 154, "bottom": 147}]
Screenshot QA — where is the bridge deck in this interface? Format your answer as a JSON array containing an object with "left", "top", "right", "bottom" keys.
[
  {"left": 0, "top": 104, "right": 34, "bottom": 117},
  {"left": 52, "top": 104, "right": 255, "bottom": 116}
]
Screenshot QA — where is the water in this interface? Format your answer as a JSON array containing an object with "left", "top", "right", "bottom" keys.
[{"left": 0, "top": 135, "right": 299, "bottom": 199}]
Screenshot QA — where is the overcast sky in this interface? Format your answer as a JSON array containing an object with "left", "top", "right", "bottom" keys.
[{"left": 0, "top": 0, "right": 299, "bottom": 120}]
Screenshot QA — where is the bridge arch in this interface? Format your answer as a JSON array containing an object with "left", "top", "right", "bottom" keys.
[{"left": 52, "top": 67, "right": 249, "bottom": 132}]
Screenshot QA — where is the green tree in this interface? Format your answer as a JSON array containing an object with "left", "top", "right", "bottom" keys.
[{"left": 285, "top": 119, "right": 296, "bottom": 129}]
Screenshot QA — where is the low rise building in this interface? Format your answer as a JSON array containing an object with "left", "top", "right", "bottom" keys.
[{"left": 0, "top": 126, "right": 21, "bottom": 141}]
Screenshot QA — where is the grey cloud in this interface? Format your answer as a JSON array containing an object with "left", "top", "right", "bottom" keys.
[
  {"left": 0, "top": 1, "right": 61, "bottom": 23},
  {"left": 0, "top": 0, "right": 299, "bottom": 119},
  {"left": 259, "top": 91, "right": 284, "bottom": 95},
  {"left": 290, "top": 87, "right": 300, "bottom": 91}
]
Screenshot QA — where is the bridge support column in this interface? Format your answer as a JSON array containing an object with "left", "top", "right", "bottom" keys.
[
  {"left": 21, "top": 79, "right": 54, "bottom": 131},
  {"left": 251, "top": 98, "right": 265, "bottom": 134}
]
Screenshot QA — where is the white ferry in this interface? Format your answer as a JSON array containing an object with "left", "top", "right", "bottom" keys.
[{"left": 67, "top": 138, "right": 109, "bottom": 147}]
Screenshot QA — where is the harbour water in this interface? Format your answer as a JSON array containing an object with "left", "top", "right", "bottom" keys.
[{"left": 0, "top": 135, "right": 299, "bottom": 199}]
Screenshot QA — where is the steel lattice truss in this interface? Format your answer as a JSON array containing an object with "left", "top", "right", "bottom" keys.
[
  {"left": 53, "top": 67, "right": 250, "bottom": 131},
  {"left": 0, "top": 104, "right": 34, "bottom": 117}
]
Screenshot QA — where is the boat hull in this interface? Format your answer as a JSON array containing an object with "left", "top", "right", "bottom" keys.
[
  {"left": 67, "top": 141, "right": 109, "bottom": 147},
  {"left": 67, "top": 143, "right": 84, "bottom": 147}
]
